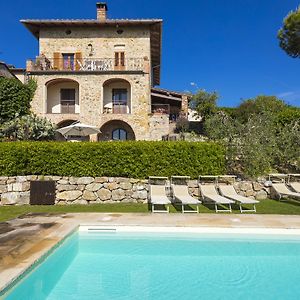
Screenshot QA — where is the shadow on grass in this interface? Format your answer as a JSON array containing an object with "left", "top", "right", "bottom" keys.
[
  {"left": 172, "top": 203, "right": 200, "bottom": 213},
  {"left": 276, "top": 198, "right": 300, "bottom": 207}
]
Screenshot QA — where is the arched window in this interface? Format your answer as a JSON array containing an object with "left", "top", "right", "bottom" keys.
[{"left": 112, "top": 128, "right": 127, "bottom": 141}]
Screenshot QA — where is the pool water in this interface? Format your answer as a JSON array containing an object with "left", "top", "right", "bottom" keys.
[{"left": 4, "top": 231, "right": 300, "bottom": 300}]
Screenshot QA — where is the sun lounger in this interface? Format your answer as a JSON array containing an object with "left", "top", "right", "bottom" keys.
[
  {"left": 271, "top": 183, "right": 300, "bottom": 201},
  {"left": 149, "top": 184, "right": 171, "bottom": 213},
  {"left": 290, "top": 182, "right": 300, "bottom": 193},
  {"left": 171, "top": 184, "right": 201, "bottom": 213},
  {"left": 218, "top": 185, "right": 259, "bottom": 213},
  {"left": 199, "top": 184, "right": 234, "bottom": 212}
]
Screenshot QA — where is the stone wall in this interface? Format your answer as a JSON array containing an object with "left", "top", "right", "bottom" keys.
[
  {"left": 149, "top": 114, "right": 170, "bottom": 141},
  {"left": 0, "top": 176, "right": 269, "bottom": 206}
]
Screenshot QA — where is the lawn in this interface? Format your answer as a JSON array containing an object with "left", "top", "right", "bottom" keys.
[{"left": 1, "top": 199, "right": 300, "bottom": 222}]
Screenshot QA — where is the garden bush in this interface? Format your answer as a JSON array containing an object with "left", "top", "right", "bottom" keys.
[
  {"left": 0, "top": 77, "right": 36, "bottom": 124},
  {"left": 0, "top": 141, "right": 225, "bottom": 178}
]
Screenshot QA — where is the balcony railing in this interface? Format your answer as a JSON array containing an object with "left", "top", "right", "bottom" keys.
[
  {"left": 27, "top": 56, "right": 144, "bottom": 72},
  {"left": 60, "top": 104, "right": 75, "bottom": 114},
  {"left": 103, "top": 104, "right": 129, "bottom": 114}
]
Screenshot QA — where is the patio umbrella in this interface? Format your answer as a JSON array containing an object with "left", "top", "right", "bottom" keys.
[{"left": 56, "top": 123, "right": 101, "bottom": 137}]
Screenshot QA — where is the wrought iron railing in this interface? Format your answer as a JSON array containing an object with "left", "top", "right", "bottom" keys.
[{"left": 27, "top": 57, "right": 144, "bottom": 72}]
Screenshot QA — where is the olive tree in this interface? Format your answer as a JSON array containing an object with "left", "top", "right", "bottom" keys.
[{"left": 190, "top": 89, "right": 218, "bottom": 120}]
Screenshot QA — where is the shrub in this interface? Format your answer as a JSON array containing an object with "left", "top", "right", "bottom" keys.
[
  {"left": 235, "top": 95, "right": 286, "bottom": 123},
  {"left": 0, "top": 141, "right": 225, "bottom": 178},
  {"left": 0, "top": 114, "right": 56, "bottom": 141},
  {"left": 275, "top": 107, "right": 300, "bottom": 126},
  {"left": 0, "top": 78, "right": 36, "bottom": 124}
]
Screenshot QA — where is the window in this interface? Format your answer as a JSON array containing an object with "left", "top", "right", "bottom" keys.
[
  {"left": 112, "top": 89, "right": 127, "bottom": 114},
  {"left": 60, "top": 89, "right": 75, "bottom": 113},
  {"left": 62, "top": 53, "right": 75, "bottom": 70},
  {"left": 114, "top": 52, "right": 125, "bottom": 67},
  {"left": 112, "top": 129, "right": 127, "bottom": 141}
]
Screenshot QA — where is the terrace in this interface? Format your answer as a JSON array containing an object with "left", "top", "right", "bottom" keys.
[{"left": 26, "top": 56, "right": 145, "bottom": 73}]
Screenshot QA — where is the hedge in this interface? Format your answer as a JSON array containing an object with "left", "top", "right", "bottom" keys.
[{"left": 0, "top": 141, "right": 225, "bottom": 179}]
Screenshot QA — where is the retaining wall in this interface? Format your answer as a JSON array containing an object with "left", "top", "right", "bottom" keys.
[{"left": 0, "top": 176, "right": 269, "bottom": 205}]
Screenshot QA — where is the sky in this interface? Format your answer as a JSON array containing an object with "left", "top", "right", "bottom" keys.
[{"left": 0, "top": 0, "right": 299, "bottom": 107}]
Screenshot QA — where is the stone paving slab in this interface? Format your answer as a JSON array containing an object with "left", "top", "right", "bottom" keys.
[{"left": 1, "top": 213, "right": 300, "bottom": 293}]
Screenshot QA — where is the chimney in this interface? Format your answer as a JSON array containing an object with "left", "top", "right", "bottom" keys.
[{"left": 96, "top": 2, "right": 108, "bottom": 21}]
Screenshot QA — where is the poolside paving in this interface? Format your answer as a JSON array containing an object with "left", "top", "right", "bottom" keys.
[{"left": 1, "top": 212, "right": 300, "bottom": 292}]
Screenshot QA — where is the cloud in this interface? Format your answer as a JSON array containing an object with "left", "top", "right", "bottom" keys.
[
  {"left": 277, "top": 91, "right": 295, "bottom": 98},
  {"left": 276, "top": 91, "right": 300, "bottom": 106}
]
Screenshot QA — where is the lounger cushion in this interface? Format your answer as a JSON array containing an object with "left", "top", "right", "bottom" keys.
[
  {"left": 290, "top": 182, "right": 300, "bottom": 194},
  {"left": 219, "top": 185, "right": 259, "bottom": 204},
  {"left": 272, "top": 183, "right": 300, "bottom": 198},
  {"left": 172, "top": 185, "right": 201, "bottom": 204},
  {"left": 150, "top": 185, "right": 171, "bottom": 205},
  {"left": 200, "top": 184, "right": 234, "bottom": 204}
]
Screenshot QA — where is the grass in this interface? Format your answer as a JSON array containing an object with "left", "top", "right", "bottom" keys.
[{"left": 1, "top": 198, "right": 300, "bottom": 223}]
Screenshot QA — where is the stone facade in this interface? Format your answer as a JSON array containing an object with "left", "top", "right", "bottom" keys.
[
  {"left": 31, "top": 73, "right": 152, "bottom": 140},
  {"left": 22, "top": 4, "right": 189, "bottom": 141},
  {"left": 0, "top": 176, "right": 269, "bottom": 206}
]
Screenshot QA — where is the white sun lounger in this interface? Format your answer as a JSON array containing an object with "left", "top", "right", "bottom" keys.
[
  {"left": 218, "top": 185, "right": 259, "bottom": 213},
  {"left": 171, "top": 184, "right": 201, "bottom": 213},
  {"left": 149, "top": 185, "right": 172, "bottom": 213},
  {"left": 199, "top": 184, "right": 234, "bottom": 212},
  {"left": 271, "top": 183, "right": 300, "bottom": 201},
  {"left": 290, "top": 182, "right": 300, "bottom": 194}
]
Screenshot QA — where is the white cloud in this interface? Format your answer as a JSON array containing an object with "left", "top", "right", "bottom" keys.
[{"left": 276, "top": 91, "right": 300, "bottom": 106}]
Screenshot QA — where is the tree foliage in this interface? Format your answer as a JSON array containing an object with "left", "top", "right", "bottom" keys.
[
  {"left": 175, "top": 116, "right": 189, "bottom": 133},
  {"left": 205, "top": 110, "right": 300, "bottom": 178},
  {"left": 0, "top": 77, "right": 36, "bottom": 124},
  {"left": 278, "top": 6, "right": 300, "bottom": 58},
  {"left": 0, "top": 114, "right": 55, "bottom": 141},
  {"left": 190, "top": 89, "right": 218, "bottom": 120},
  {"left": 234, "top": 95, "right": 286, "bottom": 123}
]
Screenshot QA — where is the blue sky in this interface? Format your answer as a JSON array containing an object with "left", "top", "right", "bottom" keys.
[{"left": 0, "top": 0, "right": 299, "bottom": 107}]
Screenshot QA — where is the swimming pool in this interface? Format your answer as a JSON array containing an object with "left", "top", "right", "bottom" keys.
[{"left": 3, "top": 228, "right": 300, "bottom": 299}]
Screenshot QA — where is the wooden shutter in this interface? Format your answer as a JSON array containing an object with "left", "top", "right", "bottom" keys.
[
  {"left": 53, "top": 52, "right": 61, "bottom": 70},
  {"left": 75, "top": 52, "right": 82, "bottom": 71},
  {"left": 114, "top": 52, "right": 119, "bottom": 67},
  {"left": 120, "top": 52, "right": 125, "bottom": 66}
]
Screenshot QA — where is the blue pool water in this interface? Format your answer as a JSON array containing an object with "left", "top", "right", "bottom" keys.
[{"left": 4, "top": 231, "right": 300, "bottom": 300}]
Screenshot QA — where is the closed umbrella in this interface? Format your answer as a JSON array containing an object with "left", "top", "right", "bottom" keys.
[{"left": 56, "top": 123, "right": 101, "bottom": 137}]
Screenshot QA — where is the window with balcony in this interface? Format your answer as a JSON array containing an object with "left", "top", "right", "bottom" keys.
[
  {"left": 60, "top": 88, "right": 75, "bottom": 113},
  {"left": 62, "top": 53, "right": 75, "bottom": 70},
  {"left": 114, "top": 52, "right": 125, "bottom": 70}
]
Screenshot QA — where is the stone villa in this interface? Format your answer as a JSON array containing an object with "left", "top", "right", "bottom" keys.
[{"left": 17, "top": 2, "right": 189, "bottom": 141}]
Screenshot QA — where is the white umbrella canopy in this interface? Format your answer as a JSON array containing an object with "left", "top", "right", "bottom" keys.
[{"left": 56, "top": 122, "right": 101, "bottom": 137}]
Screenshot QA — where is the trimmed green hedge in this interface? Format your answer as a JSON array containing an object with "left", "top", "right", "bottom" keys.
[{"left": 0, "top": 141, "right": 225, "bottom": 178}]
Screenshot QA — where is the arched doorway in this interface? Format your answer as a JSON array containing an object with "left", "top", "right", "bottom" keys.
[
  {"left": 102, "top": 79, "right": 131, "bottom": 114},
  {"left": 99, "top": 120, "right": 135, "bottom": 141},
  {"left": 46, "top": 79, "right": 79, "bottom": 114}
]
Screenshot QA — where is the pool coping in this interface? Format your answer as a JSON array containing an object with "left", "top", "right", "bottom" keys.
[
  {"left": 2, "top": 212, "right": 300, "bottom": 295},
  {"left": 79, "top": 225, "right": 300, "bottom": 235}
]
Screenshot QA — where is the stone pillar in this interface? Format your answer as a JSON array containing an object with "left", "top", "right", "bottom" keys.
[{"left": 181, "top": 95, "right": 189, "bottom": 117}]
